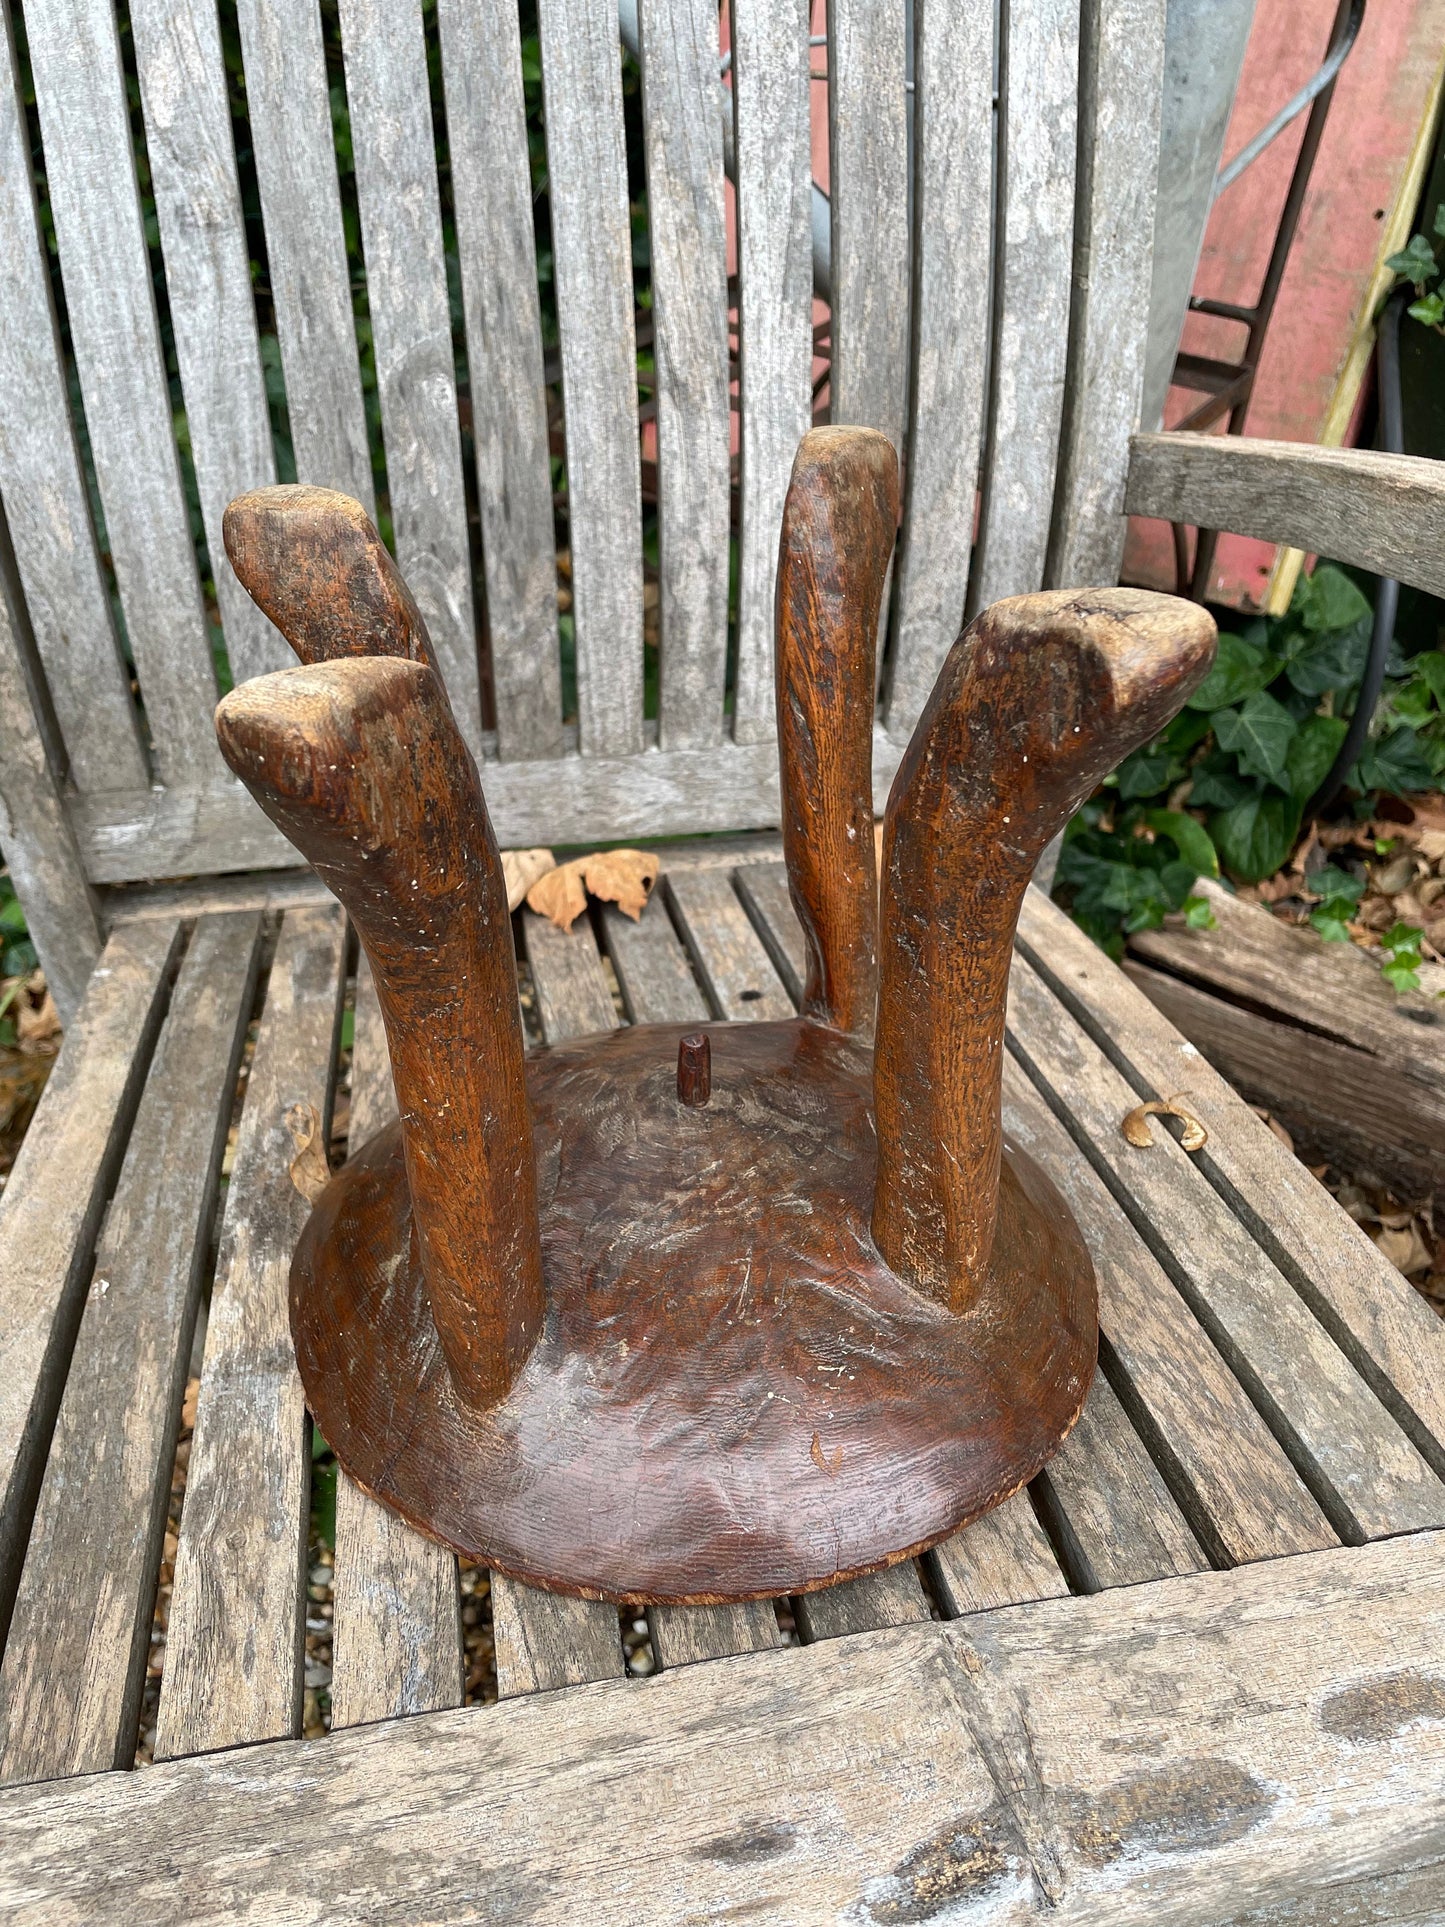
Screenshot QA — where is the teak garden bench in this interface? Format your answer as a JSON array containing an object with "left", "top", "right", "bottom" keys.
[{"left": 1, "top": 1, "right": 1445, "bottom": 1920}]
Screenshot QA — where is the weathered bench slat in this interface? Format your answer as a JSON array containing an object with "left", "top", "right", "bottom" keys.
[
  {"left": 729, "top": 0, "right": 813, "bottom": 746},
  {"left": 647, "top": 1599, "right": 780, "bottom": 1670},
  {"left": 732, "top": 862, "right": 806, "bottom": 1004},
  {"left": 638, "top": 0, "right": 731, "bottom": 753},
  {"left": 929, "top": 1493, "right": 1071, "bottom": 1616},
  {"left": 329, "top": 957, "right": 464, "bottom": 1731},
  {"left": 337, "top": 0, "right": 482, "bottom": 756},
  {"left": 128, "top": 0, "right": 283, "bottom": 685},
  {"left": 0, "top": 919, "right": 182, "bottom": 1646},
  {"left": 970, "top": 0, "right": 1080, "bottom": 613},
  {"left": 884, "top": 0, "right": 992, "bottom": 742},
  {"left": 537, "top": 0, "right": 645, "bottom": 759},
  {"left": 664, "top": 869, "right": 796, "bottom": 1022},
  {"left": 1007, "top": 949, "right": 1445, "bottom": 1544},
  {"left": 155, "top": 907, "right": 348, "bottom": 1759},
  {"left": 233, "top": 0, "right": 375, "bottom": 511},
  {"left": 794, "top": 1561, "right": 932, "bottom": 1641},
  {"left": 24, "top": 0, "right": 220, "bottom": 784},
  {"left": 8, "top": 1534, "right": 1441, "bottom": 1922},
  {"left": 0, "top": 913, "right": 262, "bottom": 1785},
  {"left": 1018, "top": 884, "right": 1445, "bottom": 1484},
  {"left": 0, "top": 15, "right": 144, "bottom": 791},
  {"left": 437, "top": 0, "right": 563, "bottom": 763}
]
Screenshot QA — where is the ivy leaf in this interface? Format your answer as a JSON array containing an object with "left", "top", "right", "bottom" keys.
[
  {"left": 1213, "top": 691, "right": 1298, "bottom": 787},
  {"left": 1183, "top": 895, "right": 1217, "bottom": 930},
  {"left": 1188, "top": 756, "right": 1259, "bottom": 811},
  {"left": 1310, "top": 908, "right": 1354, "bottom": 943},
  {"left": 1185, "top": 630, "right": 1275, "bottom": 711},
  {"left": 1284, "top": 713, "right": 1348, "bottom": 800},
  {"left": 1313, "top": 865, "right": 1366, "bottom": 910},
  {"left": 1386, "top": 232, "right": 1439, "bottom": 291},
  {"left": 1143, "top": 808, "right": 1220, "bottom": 880},
  {"left": 1297, "top": 564, "right": 1372, "bottom": 635},
  {"left": 1351, "top": 727, "right": 1438, "bottom": 796},
  {"left": 1210, "top": 792, "right": 1302, "bottom": 883},
  {"left": 1115, "top": 745, "right": 1179, "bottom": 800},
  {"left": 1409, "top": 291, "right": 1445, "bottom": 329},
  {"left": 1412, "top": 651, "right": 1445, "bottom": 705},
  {"left": 1285, "top": 617, "right": 1371, "bottom": 697}
]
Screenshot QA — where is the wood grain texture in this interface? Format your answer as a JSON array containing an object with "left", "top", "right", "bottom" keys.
[
  {"left": 154, "top": 906, "right": 346, "bottom": 1760},
  {"left": 537, "top": 0, "right": 645, "bottom": 758},
  {"left": 729, "top": 0, "right": 814, "bottom": 744},
  {"left": 0, "top": 918, "right": 180, "bottom": 1647},
  {"left": 775, "top": 429, "right": 897, "bottom": 1039},
  {"left": 793, "top": 1560, "right": 932, "bottom": 1642},
  {"left": 127, "top": 0, "right": 283, "bottom": 685},
  {"left": 329, "top": 954, "right": 464, "bottom": 1730},
  {"left": 665, "top": 868, "right": 795, "bottom": 1021},
  {"left": 647, "top": 1598, "right": 780, "bottom": 1669},
  {"left": 886, "top": 0, "right": 993, "bottom": 741},
  {"left": 1125, "top": 434, "right": 1445, "bottom": 600},
  {"left": 24, "top": 0, "right": 220, "bottom": 782},
  {"left": 0, "top": 914, "right": 261, "bottom": 1786},
  {"left": 733, "top": 860, "right": 807, "bottom": 1004},
  {"left": 0, "top": 7, "right": 144, "bottom": 790},
  {"left": 233, "top": 0, "right": 375, "bottom": 510},
  {"left": 638, "top": 0, "right": 731, "bottom": 751},
  {"left": 336, "top": 0, "right": 481, "bottom": 754},
  {"left": 930, "top": 1491, "right": 1070, "bottom": 1617},
  {"left": 970, "top": 0, "right": 1080, "bottom": 614},
  {"left": 7, "top": 1533, "right": 1444, "bottom": 1921},
  {"left": 438, "top": 0, "right": 563, "bottom": 762},
  {"left": 1047, "top": 0, "right": 1165, "bottom": 590},
  {"left": 1018, "top": 883, "right": 1445, "bottom": 1488}
]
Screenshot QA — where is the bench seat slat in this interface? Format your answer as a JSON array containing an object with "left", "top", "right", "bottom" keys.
[
  {"left": 0, "top": 913, "right": 262, "bottom": 1785},
  {"left": 665, "top": 868, "right": 795, "bottom": 1023},
  {"left": 929, "top": 1493, "right": 1071, "bottom": 1617},
  {"left": 154, "top": 906, "right": 348, "bottom": 1759}
]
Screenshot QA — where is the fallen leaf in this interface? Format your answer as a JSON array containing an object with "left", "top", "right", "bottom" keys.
[
  {"left": 526, "top": 860, "right": 589, "bottom": 932},
  {"left": 1417, "top": 829, "right": 1445, "bottom": 864},
  {"left": 527, "top": 849, "right": 659, "bottom": 931},
  {"left": 181, "top": 1377, "right": 199, "bottom": 1432},
  {"left": 286, "top": 1100, "right": 331, "bottom": 1204},
  {"left": 1372, "top": 1220, "right": 1434, "bottom": 1278},
  {"left": 1248, "top": 1105, "right": 1294, "bottom": 1155},
  {"left": 16, "top": 972, "right": 61, "bottom": 1052},
  {"left": 1121, "top": 1097, "right": 1208, "bottom": 1153},
  {"left": 500, "top": 846, "right": 555, "bottom": 913}
]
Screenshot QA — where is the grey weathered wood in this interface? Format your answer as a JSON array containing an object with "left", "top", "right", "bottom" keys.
[
  {"left": 1018, "top": 883, "right": 1445, "bottom": 1486},
  {"left": 0, "top": 918, "right": 181, "bottom": 1646},
  {"left": 0, "top": 545, "right": 103, "bottom": 1025},
  {"left": 338, "top": 0, "right": 481, "bottom": 755},
  {"left": 330, "top": 955, "right": 463, "bottom": 1731},
  {"left": 0, "top": 8, "right": 144, "bottom": 790},
  {"left": 1035, "top": 1371, "right": 1207, "bottom": 1592},
  {"left": 793, "top": 1560, "right": 932, "bottom": 1642},
  {"left": 24, "top": 0, "right": 220, "bottom": 784},
  {"left": 664, "top": 869, "right": 796, "bottom": 1021},
  {"left": 729, "top": 0, "right": 813, "bottom": 745},
  {"left": 12, "top": 1534, "right": 1443, "bottom": 1921},
  {"left": 1047, "top": 0, "right": 1166, "bottom": 589},
  {"left": 0, "top": 913, "right": 261, "bottom": 1785},
  {"left": 154, "top": 906, "right": 347, "bottom": 1759},
  {"left": 825, "top": 0, "right": 909, "bottom": 452},
  {"left": 1000, "top": 1048, "right": 1334, "bottom": 1567},
  {"left": 1125, "top": 434, "right": 1445, "bottom": 600},
  {"left": 638, "top": 0, "right": 732, "bottom": 751},
  {"left": 970, "top": 0, "right": 1080, "bottom": 614},
  {"left": 930, "top": 1493, "right": 1071, "bottom": 1617},
  {"left": 438, "top": 0, "right": 563, "bottom": 762},
  {"left": 128, "top": 0, "right": 283, "bottom": 685},
  {"left": 522, "top": 911, "right": 618, "bottom": 1042},
  {"left": 233, "top": 0, "right": 374, "bottom": 510},
  {"left": 647, "top": 1599, "right": 780, "bottom": 1670},
  {"left": 732, "top": 860, "right": 807, "bottom": 1005},
  {"left": 537, "top": 0, "right": 645, "bottom": 758},
  {"left": 600, "top": 899, "right": 708, "bottom": 1026},
  {"left": 1006, "top": 948, "right": 1445, "bottom": 1545},
  {"left": 885, "top": 0, "right": 993, "bottom": 740}
]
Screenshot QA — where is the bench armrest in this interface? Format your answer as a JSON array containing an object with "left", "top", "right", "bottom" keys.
[{"left": 1125, "top": 431, "right": 1445, "bottom": 599}]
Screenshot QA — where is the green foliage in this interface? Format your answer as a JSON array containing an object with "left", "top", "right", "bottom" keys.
[
  {"left": 0, "top": 875, "right": 35, "bottom": 982},
  {"left": 1386, "top": 207, "right": 1445, "bottom": 332},
  {"left": 1379, "top": 921, "right": 1426, "bottom": 994},
  {"left": 1307, "top": 865, "right": 1365, "bottom": 943},
  {"left": 311, "top": 1425, "right": 337, "bottom": 1551}
]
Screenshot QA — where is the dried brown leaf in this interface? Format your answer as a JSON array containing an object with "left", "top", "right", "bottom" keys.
[
  {"left": 526, "top": 859, "right": 589, "bottom": 932},
  {"left": 16, "top": 976, "right": 61, "bottom": 1052},
  {"left": 1372, "top": 1219, "right": 1434, "bottom": 1278},
  {"left": 500, "top": 846, "right": 555, "bottom": 913},
  {"left": 286, "top": 1100, "right": 331, "bottom": 1205},
  {"left": 1417, "top": 829, "right": 1445, "bottom": 865},
  {"left": 1120, "top": 1097, "right": 1208, "bottom": 1153},
  {"left": 526, "top": 848, "right": 659, "bottom": 930}
]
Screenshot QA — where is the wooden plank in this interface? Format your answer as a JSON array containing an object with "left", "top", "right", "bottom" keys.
[
  {"left": 337, "top": 0, "right": 481, "bottom": 755},
  {"left": 969, "top": 0, "right": 1080, "bottom": 614},
  {"left": 930, "top": 1493, "right": 1071, "bottom": 1617},
  {"left": 647, "top": 1600, "right": 780, "bottom": 1670},
  {"left": 128, "top": 0, "right": 282, "bottom": 685},
  {"left": 8, "top": 1534, "right": 1444, "bottom": 1920},
  {"left": 793, "top": 1562, "right": 932, "bottom": 1641},
  {"left": 664, "top": 869, "right": 795, "bottom": 1021},
  {"left": 437, "top": 0, "right": 563, "bottom": 762},
  {"left": 729, "top": 0, "right": 813, "bottom": 744},
  {"left": 233, "top": 0, "right": 374, "bottom": 509},
  {"left": 885, "top": 0, "right": 993, "bottom": 740},
  {"left": 0, "top": 913, "right": 261, "bottom": 1786},
  {"left": 24, "top": 0, "right": 220, "bottom": 783},
  {"left": 1018, "top": 883, "right": 1445, "bottom": 1490},
  {"left": 154, "top": 906, "right": 347, "bottom": 1759},
  {"left": 536, "top": 0, "right": 644, "bottom": 758},
  {"left": 0, "top": 8, "right": 144, "bottom": 790},
  {"left": 522, "top": 912, "right": 617, "bottom": 1042},
  {"left": 0, "top": 546, "right": 103, "bottom": 1025},
  {"left": 638, "top": 0, "right": 732, "bottom": 752},
  {"left": 733, "top": 860, "right": 806, "bottom": 1005},
  {"left": 825, "top": 0, "right": 909, "bottom": 450},
  {"left": 1001, "top": 1048, "right": 1334, "bottom": 1567},
  {"left": 1124, "top": 434, "right": 1445, "bottom": 602},
  {"left": 1047, "top": 0, "right": 1165, "bottom": 590},
  {"left": 1005, "top": 947, "right": 1445, "bottom": 1545},
  {"left": 329, "top": 955, "right": 463, "bottom": 1730},
  {"left": 0, "top": 918, "right": 181, "bottom": 1646}
]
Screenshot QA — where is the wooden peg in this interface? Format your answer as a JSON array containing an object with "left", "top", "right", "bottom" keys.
[
  {"left": 872, "top": 589, "right": 1217, "bottom": 1311},
  {"left": 677, "top": 1032, "right": 711, "bottom": 1105},
  {"left": 774, "top": 427, "right": 899, "bottom": 1040},
  {"left": 215, "top": 656, "right": 544, "bottom": 1411}
]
